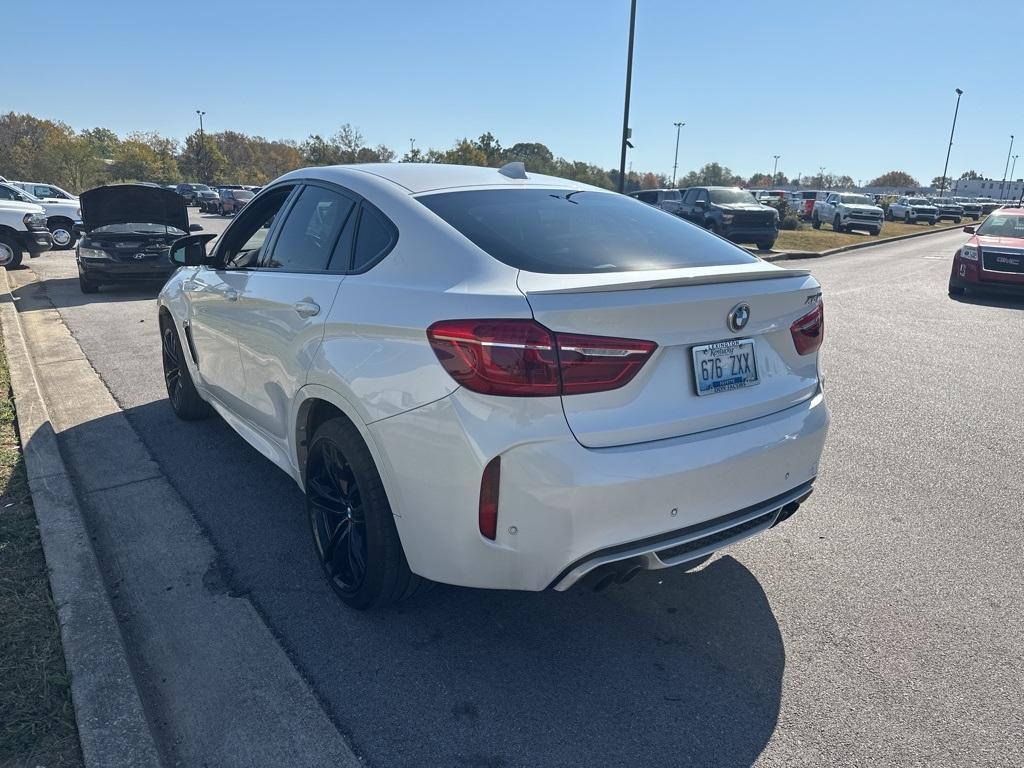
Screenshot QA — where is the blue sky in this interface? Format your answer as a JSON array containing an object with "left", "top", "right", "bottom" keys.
[{"left": 4, "top": 0, "right": 1022, "bottom": 183}]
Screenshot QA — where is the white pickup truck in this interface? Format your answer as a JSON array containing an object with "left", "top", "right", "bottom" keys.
[
  {"left": 0, "top": 197, "right": 54, "bottom": 268},
  {"left": 0, "top": 181, "right": 82, "bottom": 249},
  {"left": 812, "top": 192, "right": 884, "bottom": 235},
  {"left": 888, "top": 196, "right": 938, "bottom": 225}
]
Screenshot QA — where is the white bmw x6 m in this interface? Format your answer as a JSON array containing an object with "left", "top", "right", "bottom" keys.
[{"left": 158, "top": 163, "right": 829, "bottom": 609}]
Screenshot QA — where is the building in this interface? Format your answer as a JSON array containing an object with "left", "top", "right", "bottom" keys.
[{"left": 950, "top": 177, "right": 1024, "bottom": 199}]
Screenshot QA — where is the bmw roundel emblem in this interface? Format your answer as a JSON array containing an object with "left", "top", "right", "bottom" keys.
[{"left": 728, "top": 303, "right": 751, "bottom": 332}]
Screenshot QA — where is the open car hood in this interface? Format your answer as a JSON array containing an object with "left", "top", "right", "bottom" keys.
[{"left": 80, "top": 184, "right": 189, "bottom": 232}]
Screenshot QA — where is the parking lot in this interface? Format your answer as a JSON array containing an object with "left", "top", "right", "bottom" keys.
[{"left": 6, "top": 222, "right": 1021, "bottom": 766}]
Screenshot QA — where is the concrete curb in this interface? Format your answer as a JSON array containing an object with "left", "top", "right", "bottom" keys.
[
  {"left": 762, "top": 220, "right": 967, "bottom": 262},
  {"left": 0, "top": 268, "right": 163, "bottom": 768}
]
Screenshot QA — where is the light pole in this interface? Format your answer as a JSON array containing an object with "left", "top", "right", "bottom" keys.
[
  {"left": 1000, "top": 134, "right": 1014, "bottom": 199},
  {"left": 617, "top": 0, "right": 637, "bottom": 193},
  {"left": 195, "top": 110, "right": 206, "bottom": 183},
  {"left": 939, "top": 88, "right": 963, "bottom": 198},
  {"left": 819, "top": 166, "right": 826, "bottom": 189},
  {"left": 671, "top": 121, "right": 685, "bottom": 187},
  {"left": 1010, "top": 154, "right": 1019, "bottom": 199},
  {"left": 409, "top": 138, "right": 415, "bottom": 153},
  {"left": 772, "top": 154, "right": 781, "bottom": 186}
]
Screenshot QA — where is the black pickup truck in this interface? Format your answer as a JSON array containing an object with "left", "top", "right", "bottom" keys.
[{"left": 677, "top": 186, "right": 780, "bottom": 250}]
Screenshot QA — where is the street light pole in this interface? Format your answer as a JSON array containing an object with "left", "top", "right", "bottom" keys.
[
  {"left": 772, "top": 154, "right": 781, "bottom": 186},
  {"left": 1000, "top": 134, "right": 1014, "bottom": 200},
  {"left": 819, "top": 166, "right": 826, "bottom": 189},
  {"left": 939, "top": 88, "right": 963, "bottom": 198},
  {"left": 617, "top": 0, "right": 637, "bottom": 194},
  {"left": 195, "top": 110, "right": 206, "bottom": 183},
  {"left": 410, "top": 138, "right": 415, "bottom": 154},
  {"left": 671, "top": 121, "right": 684, "bottom": 187},
  {"left": 1009, "top": 154, "right": 1019, "bottom": 199}
]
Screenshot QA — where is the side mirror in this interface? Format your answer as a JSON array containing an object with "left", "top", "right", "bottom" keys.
[
  {"left": 170, "top": 233, "right": 217, "bottom": 266},
  {"left": 189, "top": 223, "right": 203, "bottom": 232},
  {"left": 963, "top": 226, "right": 975, "bottom": 234}
]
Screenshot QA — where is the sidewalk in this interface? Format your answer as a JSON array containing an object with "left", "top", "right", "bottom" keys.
[{"left": 0, "top": 267, "right": 360, "bottom": 768}]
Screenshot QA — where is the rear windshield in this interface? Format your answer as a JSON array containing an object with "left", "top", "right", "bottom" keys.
[{"left": 417, "top": 188, "right": 758, "bottom": 274}]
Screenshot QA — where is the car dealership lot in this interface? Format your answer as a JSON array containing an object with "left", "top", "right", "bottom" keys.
[{"left": 9, "top": 223, "right": 1023, "bottom": 766}]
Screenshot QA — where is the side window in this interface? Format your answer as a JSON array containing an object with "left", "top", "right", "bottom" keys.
[
  {"left": 264, "top": 185, "right": 355, "bottom": 272},
  {"left": 695, "top": 189, "right": 709, "bottom": 204},
  {"left": 218, "top": 186, "right": 294, "bottom": 267},
  {"left": 0, "top": 186, "right": 16, "bottom": 200},
  {"left": 351, "top": 205, "right": 396, "bottom": 272},
  {"left": 682, "top": 189, "right": 697, "bottom": 205}
]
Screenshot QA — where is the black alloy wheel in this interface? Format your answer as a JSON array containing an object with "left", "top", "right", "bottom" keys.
[
  {"left": 160, "top": 319, "right": 210, "bottom": 419},
  {"left": 307, "top": 438, "right": 368, "bottom": 596}
]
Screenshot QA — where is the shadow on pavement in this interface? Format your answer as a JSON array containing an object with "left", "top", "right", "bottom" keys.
[
  {"left": 13, "top": 275, "right": 162, "bottom": 309},
  {"left": 57, "top": 393, "right": 787, "bottom": 768},
  {"left": 948, "top": 290, "right": 1024, "bottom": 310}
]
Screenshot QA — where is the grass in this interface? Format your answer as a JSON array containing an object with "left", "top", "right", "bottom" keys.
[
  {"left": 0, "top": 334, "right": 82, "bottom": 768},
  {"left": 774, "top": 219, "right": 971, "bottom": 253}
]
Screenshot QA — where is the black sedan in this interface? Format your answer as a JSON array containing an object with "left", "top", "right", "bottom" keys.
[{"left": 76, "top": 184, "right": 201, "bottom": 294}]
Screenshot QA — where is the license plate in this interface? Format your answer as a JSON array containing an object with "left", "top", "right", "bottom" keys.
[{"left": 691, "top": 339, "right": 759, "bottom": 396}]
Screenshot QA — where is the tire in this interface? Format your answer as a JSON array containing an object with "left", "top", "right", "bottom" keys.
[
  {"left": 954, "top": 218, "right": 961, "bottom": 224},
  {"left": 217, "top": 204, "right": 224, "bottom": 216},
  {"left": 833, "top": 215, "right": 844, "bottom": 233},
  {"left": 48, "top": 218, "right": 76, "bottom": 250},
  {"left": 160, "top": 316, "right": 211, "bottom": 420},
  {"left": 305, "top": 416, "right": 428, "bottom": 609},
  {"left": 756, "top": 240, "right": 775, "bottom": 251},
  {"left": 885, "top": 209, "right": 893, "bottom": 221},
  {"left": 78, "top": 272, "right": 99, "bottom": 293},
  {"left": 928, "top": 219, "right": 935, "bottom": 226},
  {"left": 870, "top": 228, "right": 880, "bottom": 236},
  {"left": 0, "top": 234, "right": 24, "bottom": 269},
  {"left": 812, "top": 213, "right": 821, "bottom": 229},
  {"left": 904, "top": 212, "right": 911, "bottom": 223}
]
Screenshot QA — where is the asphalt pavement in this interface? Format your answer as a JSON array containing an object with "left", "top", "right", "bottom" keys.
[{"left": 18, "top": 221, "right": 1024, "bottom": 767}]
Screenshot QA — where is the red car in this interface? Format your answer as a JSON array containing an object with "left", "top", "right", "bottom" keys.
[{"left": 949, "top": 206, "right": 1024, "bottom": 297}]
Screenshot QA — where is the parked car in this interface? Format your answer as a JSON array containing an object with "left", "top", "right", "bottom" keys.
[
  {"left": 196, "top": 189, "right": 221, "bottom": 212},
  {"left": 975, "top": 198, "right": 1002, "bottom": 215},
  {"left": 928, "top": 198, "right": 964, "bottom": 223},
  {"left": 76, "top": 184, "right": 202, "bottom": 293},
  {"left": 787, "top": 190, "right": 822, "bottom": 220},
  {"left": 952, "top": 197, "right": 982, "bottom": 221},
  {"left": 948, "top": 206, "right": 1024, "bottom": 297},
  {"left": 677, "top": 186, "right": 779, "bottom": 250},
  {"left": 175, "top": 183, "right": 214, "bottom": 205},
  {"left": 755, "top": 190, "right": 787, "bottom": 205},
  {"left": 0, "top": 195, "right": 53, "bottom": 268},
  {"left": 158, "top": 164, "right": 827, "bottom": 609},
  {"left": 811, "top": 192, "right": 884, "bottom": 235},
  {"left": 217, "top": 188, "right": 254, "bottom": 215},
  {"left": 628, "top": 188, "right": 685, "bottom": 216},
  {"left": 0, "top": 181, "right": 83, "bottom": 249},
  {"left": 888, "top": 196, "right": 938, "bottom": 224},
  {"left": 10, "top": 181, "right": 79, "bottom": 202}
]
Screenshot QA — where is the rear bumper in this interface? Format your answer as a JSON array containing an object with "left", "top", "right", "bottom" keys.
[{"left": 370, "top": 388, "right": 828, "bottom": 591}]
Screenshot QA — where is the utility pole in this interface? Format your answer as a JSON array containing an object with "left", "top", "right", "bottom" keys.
[
  {"left": 671, "top": 121, "right": 685, "bottom": 187},
  {"left": 195, "top": 110, "right": 206, "bottom": 183},
  {"left": 617, "top": 0, "right": 637, "bottom": 193},
  {"left": 772, "top": 154, "right": 781, "bottom": 186},
  {"left": 1000, "top": 134, "right": 1014, "bottom": 199},
  {"left": 1010, "top": 154, "right": 1019, "bottom": 199},
  {"left": 409, "top": 138, "right": 415, "bottom": 154},
  {"left": 939, "top": 88, "right": 963, "bottom": 198}
]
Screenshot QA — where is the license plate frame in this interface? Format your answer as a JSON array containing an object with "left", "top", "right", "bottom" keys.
[{"left": 691, "top": 338, "right": 759, "bottom": 396}]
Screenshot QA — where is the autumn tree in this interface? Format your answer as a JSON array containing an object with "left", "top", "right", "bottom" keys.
[
  {"left": 959, "top": 170, "right": 981, "bottom": 180},
  {"left": 867, "top": 170, "right": 920, "bottom": 188}
]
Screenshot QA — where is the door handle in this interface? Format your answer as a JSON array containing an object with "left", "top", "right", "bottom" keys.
[{"left": 293, "top": 300, "right": 320, "bottom": 318}]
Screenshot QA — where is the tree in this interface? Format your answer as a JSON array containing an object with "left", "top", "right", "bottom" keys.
[
  {"left": 748, "top": 173, "right": 772, "bottom": 188},
  {"left": 959, "top": 169, "right": 981, "bottom": 180},
  {"left": 110, "top": 140, "right": 164, "bottom": 182},
  {"left": 867, "top": 170, "right": 920, "bottom": 188},
  {"left": 679, "top": 162, "right": 743, "bottom": 187},
  {"left": 639, "top": 172, "right": 660, "bottom": 189},
  {"left": 300, "top": 134, "right": 342, "bottom": 166},
  {"left": 401, "top": 147, "right": 425, "bottom": 163},
  {"left": 81, "top": 127, "right": 121, "bottom": 159},
  {"left": 931, "top": 175, "right": 953, "bottom": 190},
  {"left": 178, "top": 131, "right": 226, "bottom": 183}
]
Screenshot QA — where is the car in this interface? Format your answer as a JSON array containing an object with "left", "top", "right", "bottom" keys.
[
  {"left": 811, "top": 192, "right": 884, "bottom": 235},
  {"left": 677, "top": 186, "right": 779, "bottom": 250},
  {"left": 0, "top": 195, "right": 53, "bottom": 268},
  {"left": 175, "top": 183, "right": 214, "bottom": 205},
  {"left": 975, "top": 198, "right": 1002, "bottom": 215},
  {"left": 952, "top": 197, "right": 982, "bottom": 221},
  {"left": 76, "top": 184, "right": 202, "bottom": 293},
  {"left": 888, "top": 196, "right": 937, "bottom": 224},
  {"left": 10, "top": 181, "right": 79, "bottom": 202},
  {"left": 0, "top": 181, "right": 83, "bottom": 249},
  {"left": 787, "top": 190, "right": 822, "bottom": 220},
  {"left": 157, "top": 162, "right": 829, "bottom": 610},
  {"left": 628, "top": 188, "right": 686, "bottom": 216},
  {"left": 196, "top": 189, "right": 221, "bottom": 213},
  {"left": 755, "top": 190, "right": 786, "bottom": 205},
  {"left": 928, "top": 198, "right": 964, "bottom": 223},
  {"left": 216, "top": 188, "right": 254, "bottom": 215},
  {"left": 948, "top": 206, "right": 1024, "bottom": 298}
]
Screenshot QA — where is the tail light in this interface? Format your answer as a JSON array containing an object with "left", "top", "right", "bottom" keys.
[
  {"left": 427, "top": 319, "right": 656, "bottom": 397},
  {"left": 478, "top": 456, "right": 501, "bottom": 540},
  {"left": 790, "top": 302, "right": 824, "bottom": 355}
]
